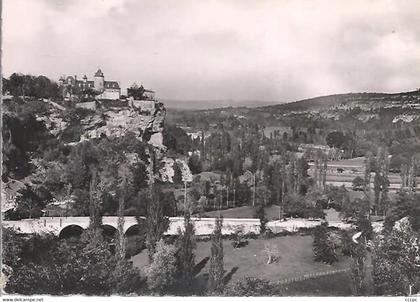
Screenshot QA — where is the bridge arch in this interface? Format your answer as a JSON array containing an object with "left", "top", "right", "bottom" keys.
[
  {"left": 101, "top": 224, "right": 118, "bottom": 238},
  {"left": 59, "top": 224, "right": 85, "bottom": 239},
  {"left": 125, "top": 224, "right": 145, "bottom": 236}
]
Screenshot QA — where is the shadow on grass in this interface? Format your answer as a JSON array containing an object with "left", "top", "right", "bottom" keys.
[
  {"left": 223, "top": 266, "right": 239, "bottom": 286},
  {"left": 281, "top": 271, "right": 352, "bottom": 296},
  {"left": 194, "top": 256, "right": 210, "bottom": 276}
]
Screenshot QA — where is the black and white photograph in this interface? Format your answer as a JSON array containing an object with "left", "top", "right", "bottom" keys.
[{"left": 1, "top": 0, "right": 420, "bottom": 300}]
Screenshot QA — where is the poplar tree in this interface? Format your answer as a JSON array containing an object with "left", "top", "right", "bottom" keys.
[
  {"left": 115, "top": 180, "right": 126, "bottom": 261},
  {"left": 144, "top": 184, "right": 170, "bottom": 261},
  {"left": 373, "top": 148, "right": 390, "bottom": 215},
  {"left": 89, "top": 168, "right": 102, "bottom": 229},
  {"left": 363, "top": 151, "right": 373, "bottom": 193},
  {"left": 208, "top": 216, "right": 224, "bottom": 294},
  {"left": 176, "top": 212, "right": 196, "bottom": 293}
]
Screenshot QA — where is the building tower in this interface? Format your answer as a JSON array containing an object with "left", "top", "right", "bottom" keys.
[{"left": 94, "top": 69, "right": 104, "bottom": 92}]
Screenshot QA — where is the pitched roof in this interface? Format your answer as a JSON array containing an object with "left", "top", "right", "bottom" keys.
[
  {"left": 104, "top": 81, "right": 120, "bottom": 89},
  {"left": 94, "top": 69, "right": 104, "bottom": 77}
]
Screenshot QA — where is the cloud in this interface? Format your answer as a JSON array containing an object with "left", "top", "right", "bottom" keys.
[{"left": 3, "top": 0, "right": 420, "bottom": 101}]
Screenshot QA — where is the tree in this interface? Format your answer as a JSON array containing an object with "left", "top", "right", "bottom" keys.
[
  {"left": 312, "top": 223, "right": 338, "bottom": 264},
  {"left": 88, "top": 168, "right": 102, "bottom": 229},
  {"left": 188, "top": 154, "right": 202, "bottom": 174},
  {"left": 146, "top": 239, "right": 178, "bottom": 294},
  {"left": 356, "top": 215, "right": 373, "bottom": 241},
  {"left": 363, "top": 152, "right": 373, "bottom": 193},
  {"left": 373, "top": 147, "right": 390, "bottom": 215},
  {"left": 372, "top": 218, "right": 420, "bottom": 295},
  {"left": 350, "top": 238, "right": 368, "bottom": 295},
  {"left": 115, "top": 183, "right": 127, "bottom": 261},
  {"left": 163, "top": 124, "right": 193, "bottom": 155},
  {"left": 208, "top": 216, "right": 224, "bottom": 294},
  {"left": 4, "top": 73, "right": 59, "bottom": 99},
  {"left": 175, "top": 212, "right": 196, "bottom": 293},
  {"left": 264, "top": 242, "right": 280, "bottom": 264},
  {"left": 341, "top": 197, "right": 370, "bottom": 221},
  {"left": 326, "top": 131, "right": 346, "bottom": 149},
  {"left": 143, "top": 185, "right": 170, "bottom": 261},
  {"left": 386, "top": 191, "right": 420, "bottom": 232},
  {"left": 5, "top": 228, "right": 143, "bottom": 295},
  {"left": 127, "top": 83, "right": 146, "bottom": 100},
  {"left": 352, "top": 176, "right": 365, "bottom": 191},
  {"left": 254, "top": 205, "right": 267, "bottom": 234},
  {"left": 313, "top": 151, "right": 327, "bottom": 191},
  {"left": 12, "top": 185, "right": 49, "bottom": 219}
]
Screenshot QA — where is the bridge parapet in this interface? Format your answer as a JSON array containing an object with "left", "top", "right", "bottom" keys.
[{"left": 4, "top": 216, "right": 379, "bottom": 237}]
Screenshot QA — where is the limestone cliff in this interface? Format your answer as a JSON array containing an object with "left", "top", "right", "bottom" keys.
[{"left": 2, "top": 99, "right": 191, "bottom": 214}]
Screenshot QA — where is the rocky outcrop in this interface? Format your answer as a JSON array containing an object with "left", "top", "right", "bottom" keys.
[
  {"left": 142, "top": 101, "right": 166, "bottom": 149},
  {"left": 159, "top": 157, "right": 193, "bottom": 183},
  {"left": 2, "top": 99, "right": 172, "bottom": 213}
]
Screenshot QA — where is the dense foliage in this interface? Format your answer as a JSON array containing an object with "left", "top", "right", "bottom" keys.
[
  {"left": 4, "top": 228, "right": 143, "bottom": 295},
  {"left": 312, "top": 223, "right": 338, "bottom": 264},
  {"left": 373, "top": 218, "right": 420, "bottom": 296},
  {"left": 208, "top": 216, "right": 224, "bottom": 294}
]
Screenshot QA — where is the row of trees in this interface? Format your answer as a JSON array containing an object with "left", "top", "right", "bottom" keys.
[{"left": 3, "top": 73, "right": 60, "bottom": 99}]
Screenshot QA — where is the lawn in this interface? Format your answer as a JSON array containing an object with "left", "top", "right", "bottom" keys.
[
  {"left": 131, "top": 235, "right": 351, "bottom": 285},
  {"left": 328, "top": 157, "right": 365, "bottom": 167},
  {"left": 281, "top": 271, "right": 352, "bottom": 296},
  {"left": 201, "top": 205, "right": 282, "bottom": 220}
]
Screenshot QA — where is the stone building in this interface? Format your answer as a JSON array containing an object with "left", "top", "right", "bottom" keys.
[{"left": 59, "top": 69, "right": 121, "bottom": 100}]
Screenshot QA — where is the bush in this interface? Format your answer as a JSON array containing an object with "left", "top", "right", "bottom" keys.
[
  {"left": 125, "top": 235, "right": 145, "bottom": 258},
  {"left": 264, "top": 242, "right": 280, "bottom": 264},
  {"left": 231, "top": 229, "right": 248, "bottom": 248},
  {"left": 254, "top": 205, "right": 267, "bottom": 233},
  {"left": 6, "top": 263, "right": 61, "bottom": 295},
  {"left": 352, "top": 176, "right": 365, "bottom": 191},
  {"left": 146, "top": 239, "right": 178, "bottom": 294},
  {"left": 5, "top": 228, "right": 144, "bottom": 296},
  {"left": 224, "top": 277, "right": 277, "bottom": 296},
  {"left": 303, "top": 206, "right": 325, "bottom": 219},
  {"left": 312, "top": 223, "right": 338, "bottom": 264},
  {"left": 356, "top": 215, "right": 373, "bottom": 240},
  {"left": 110, "top": 260, "right": 144, "bottom": 295},
  {"left": 340, "top": 230, "right": 354, "bottom": 256}
]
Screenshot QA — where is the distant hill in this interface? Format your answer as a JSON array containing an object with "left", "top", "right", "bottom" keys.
[
  {"left": 260, "top": 90, "right": 420, "bottom": 112},
  {"left": 163, "top": 99, "right": 280, "bottom": 110},
  {"left": 169, "top": 89, "right": 420, "bottom": 136}
]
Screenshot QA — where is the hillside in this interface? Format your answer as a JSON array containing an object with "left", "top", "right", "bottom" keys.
[
  {"left": 264, "top": 90, "right": 420, "bottom": 112},
  {"left": 172, "top": 89, "right": 420, "bottom": 134},
  {"left": 2, "top": 98, "right": 191, "bottom": 216},
  {"left": 254, "top": 89, "right": 420, "bottom": 129}
]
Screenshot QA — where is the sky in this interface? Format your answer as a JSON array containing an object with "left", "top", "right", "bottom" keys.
[{"left": 2, "top": 0, "right": 420, "bottom": 102}]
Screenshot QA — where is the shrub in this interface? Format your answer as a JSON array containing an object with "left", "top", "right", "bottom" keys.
[
  {"left": 264, "top": 242, "right": 280, "bottom": 264},
  {"left": 254, "top": 205, "right": 268, "bottom": 234},
  {"left": 146, "top": 239, "right": 178, "bottom": 294},
  {"left": 208, "top": 216, "right": 224, "bottom": 294},
  {"left": 6, "top": 263, "right": 61, "bottom": 295},
  {"left": 231, "top": 229, "right": 248, "bottom": 248},
  {"left": 340, "top": 230, "right": 354, "bottom": 256},
  {"left": 110, "top": 260, "right": 144, "bottom": 295},
  {"left": 224, "top": 277, "right": 277, "bottom": 296},
  {"left": 312, "top": 223, "right": 338, "bottom": 264},
  {"left": 125, "top": 234, "right": 145, "bottom": 258}
]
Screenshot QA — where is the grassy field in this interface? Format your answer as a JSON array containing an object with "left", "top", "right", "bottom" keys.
[
  {"left": 328, "top": 157, "right": 365, "bottom": 167},
  {"left": 281, "top": 271, "right": 352, "bottom": 296},
  {"left": 131, "top": 235, "right": 351, "bottom": 285},
  {"left": 201, "top": 205, "right": 282, "bottom": 220}
]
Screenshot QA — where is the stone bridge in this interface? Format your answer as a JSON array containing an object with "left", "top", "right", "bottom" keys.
[
  {"left": 2, "top": 216, "right": 377, "bottom": 238},
  {"left": 3, "top": 216, "right": 262, "bottom": 238}
]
